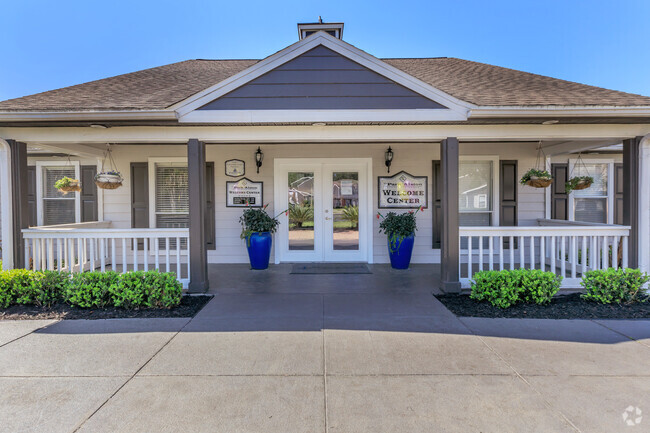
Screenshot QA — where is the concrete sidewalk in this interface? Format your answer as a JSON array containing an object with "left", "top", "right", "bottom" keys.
[{"left": 0, "top": 293, "right": 648, "bottom": 433}]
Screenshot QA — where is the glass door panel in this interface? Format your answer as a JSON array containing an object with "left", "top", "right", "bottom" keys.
[
  {"left": 332, "top": 172, "right": 359, "bottom": 251},
  {"left": 288, "top": 172, "right": 315, "bottom": 250}
]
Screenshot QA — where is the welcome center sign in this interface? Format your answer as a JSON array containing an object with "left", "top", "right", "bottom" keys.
[{"left": 378, "top": 171, "right": 428, "bottom": 209}]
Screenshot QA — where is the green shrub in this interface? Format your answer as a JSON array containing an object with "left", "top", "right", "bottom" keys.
[
  {"left": 67, "top": 271, "right": 120, "bottom": 308},
  {"left": 16, "top": 270, "right": 70, "bottom": 307},
  {"left": 470, "top": 269, "right": 562, "bottom": 308},
  {"left": 0, "top": 269, "right": 183, "bottom": 310},
  {"left": 111, "top": 270, "right": 182, "bottom": 309},
  {"left": 581, "top": 268, "right": 649, "bottom": 304}
]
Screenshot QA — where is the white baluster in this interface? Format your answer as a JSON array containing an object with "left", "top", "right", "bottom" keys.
[
  {"left": 601, "top": 236, "right": 608, "bottom": 269},
  {"left": 133, "top": 238, "right": 138, "bottom": 271},
  {"left": 99, "top": 238, "right": 106, "bottom": 272},
  {"left": 154, "top": 237, "right": 160, "bottom": 270},
  {"left": 467, "top": 236, "right": 473, "bottom": 280},
  {"left": 122, "top": 238, "right": 127, "bottom": 273},
  {"left": 571, "top": 236, "right": 576, "bottom": 278},
  {"left": 488, "top": 236, "right": 494, "bottom": 270},
  {"left": 165, "top": 238, "right": 170, "bottom": 273},
  {"left": 581, "top": 236, "right": 587, "bottom": 276},
  {"left": 540, "top": 236, "right": 545, "bottom": 271},
  {"left": 176, "top": 237, "right": 181, "bottom": 277},
  {"left": 499, "top": 236, "right": 504, "bottom": 270},
  {"left": 24, "top": 239, "right": 30, "bottom": 270},
  {"left": 478, "top": 236, "right": 483, "bottom": 271},
  {"left": 519, "top": 236, "right": 524, "bottom": 269},
  {"left": 509, "top": 236, "right": 514, "bottom": 270},
  {"left": 111, "top": 238, "right": 116, "bottom": 272},
  {"left": 550, "top": 236, "right": 556, "bottom": 274},
  {"left": 144, "top": 237, "right": 149, "bottom": 271},
  {"left": 622, "top": 236, "right": 629, "bottom": 268},
  {"left": 529, "top": 236, "right": 535, "bottom": 270},
  {"left": 560, "top": 236, "right": 566, "bottom": 278}
]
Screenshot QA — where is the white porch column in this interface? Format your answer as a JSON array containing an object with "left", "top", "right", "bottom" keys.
[
  {"left": 638, "top": 134, "right": 650, "bottom": 273},
  {"left": 0, "top": 139, "right": 13, "bottom": 269}
]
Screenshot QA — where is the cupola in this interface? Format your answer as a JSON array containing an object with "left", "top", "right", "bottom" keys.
[{"left": 297, "top": 17, "right": 344, "bottom": 40}]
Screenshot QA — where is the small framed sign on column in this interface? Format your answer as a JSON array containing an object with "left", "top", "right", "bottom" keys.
[{"left": 226, "top": 177, "right": 263, "bottom": 207}]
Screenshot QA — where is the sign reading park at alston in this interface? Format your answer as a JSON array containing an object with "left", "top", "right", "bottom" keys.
[
  {"left": 378, "top": 171, "right": 428, "bottom": 209},
  {"left": 226, "top": 177, "right": 263, "bottom": 207}
]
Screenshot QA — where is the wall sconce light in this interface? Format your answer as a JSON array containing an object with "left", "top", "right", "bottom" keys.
[
  {"left": 385, "top": 146, "right": 393, "bottom": 173},
  {"left": 255, "top": 147, "right": 264, "bottom": 173}
]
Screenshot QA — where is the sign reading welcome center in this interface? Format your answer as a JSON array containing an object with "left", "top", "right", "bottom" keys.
[
  {"left": 226, "top": 177, "right": 263, "bottom": 207},
  {"left": 378, "top": 171, "right": 428, "bottom": 209}
]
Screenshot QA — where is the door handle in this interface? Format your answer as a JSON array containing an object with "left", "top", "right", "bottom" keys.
[{"left": 325, "top": 217, "right": 332, "bottom": 220}]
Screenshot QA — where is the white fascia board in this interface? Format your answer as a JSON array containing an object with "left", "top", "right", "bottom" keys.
[
  {"left": 470, "top": 106, "right": 650, "bottom": 118},
  {"left": 0, "top": 110, "right": 177, "bottom": 122},
  {"left": 173, "top": 31, "right": 473, "bottom": 120},
  {"left": 179, "top": 109, "right": 467, "bottom": 124}
]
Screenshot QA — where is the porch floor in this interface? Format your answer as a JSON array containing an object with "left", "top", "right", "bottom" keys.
[{"left": 206, "top": 263, "right": 442, "bottom": 295}]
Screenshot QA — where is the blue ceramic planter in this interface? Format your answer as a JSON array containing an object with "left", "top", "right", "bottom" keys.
[
  {"left": 388, "top": 234, "right": 415, "bottom": 269},
  {"left": 246, "top": 232, "right": 273, "bottom": 270}
]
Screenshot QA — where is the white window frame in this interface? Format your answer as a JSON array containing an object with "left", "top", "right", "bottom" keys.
[
  {"left": 147, "top": 157, "right": 189, "bottom": 229},
  {"left": 459, "top": 155, "right": 500, "bottom": 226},
  {"left": 35, "top": 160, "right": 81, "bottom": 226},
  {"left": 567, "top": 158, "right": 614, "bottom": 224}
]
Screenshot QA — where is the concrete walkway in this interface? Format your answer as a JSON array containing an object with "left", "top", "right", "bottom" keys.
[{"left": 0, "top": 291, "right": 648, "bottom": 432}]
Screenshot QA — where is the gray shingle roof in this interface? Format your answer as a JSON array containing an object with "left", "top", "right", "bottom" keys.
[{"left": 1, "top": 56, "right": 649, "bottom": 111}]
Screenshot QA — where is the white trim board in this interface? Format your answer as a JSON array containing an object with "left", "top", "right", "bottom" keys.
[{"left": 0, "top": 139, "right": 13, "bottom": 269}]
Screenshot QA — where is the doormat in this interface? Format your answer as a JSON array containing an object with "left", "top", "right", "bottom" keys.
[{"left": 290, "top": 263, "right": 371, "bottom": 274}]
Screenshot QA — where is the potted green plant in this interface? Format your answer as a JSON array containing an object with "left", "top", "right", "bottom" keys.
[
  {"left": 54, "top": 177, "right": 81, "bottom": 194},
  {"left": 520, "top": 169, "right": 553, "bottom": 188},
  {"left": 239, "top": 205, "right": 285, "bottom": 270},
  {"left": 377, "top": 206, "right": 422, "bottom": 269},
  {"left": 95, "top": 170, "right": 123, "bottom": 190},
  {"left": 565, "top": 175, "right": 593, "bottom": 194}
]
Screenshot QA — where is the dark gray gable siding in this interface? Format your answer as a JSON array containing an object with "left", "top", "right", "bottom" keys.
[{"left": 199, "top": 46, "right": 447, "bottom": 110}]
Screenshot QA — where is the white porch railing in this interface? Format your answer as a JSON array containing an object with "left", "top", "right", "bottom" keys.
[
  {"left": 459, "top": 221, "right": 631, "bottom": 289},
  {"left": 22, "top": 222, "right": 190, "bottom": 287}
]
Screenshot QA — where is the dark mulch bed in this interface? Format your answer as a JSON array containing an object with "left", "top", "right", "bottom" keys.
[
  {"left": 0, "top": 295, "right": 213, "bottom": 321},
  {"left": 436, "top": 293, "right": 650, "bottom": 319}
]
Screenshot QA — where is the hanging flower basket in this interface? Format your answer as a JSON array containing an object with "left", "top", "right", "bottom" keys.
[
  {"left": 520, "top": 169, "right": 553, "bottom": 188},
  {"left": 95, "top": 171, "right": 123, "bottom": 190},
  {"left": 565, "top": 176, "right": 593, "bottom": 194},
  {"left": 54, "top": 177, "right": 81, "bottom": 194}
]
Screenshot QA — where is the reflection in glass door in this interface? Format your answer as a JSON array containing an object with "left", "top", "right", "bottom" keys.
[
  {"left": 288, "top": 172, "right": 315, "bottom": 250},
  {"left": 331, "top": 172, "right": 359, "bottom": 251}
]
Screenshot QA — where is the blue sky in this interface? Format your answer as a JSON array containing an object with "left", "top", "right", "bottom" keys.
[{"left": 2, "top": 0, "right": 649, "bottom": 101}]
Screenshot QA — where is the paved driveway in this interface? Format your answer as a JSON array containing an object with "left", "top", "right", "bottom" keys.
[{"left": 0, "top": 292, "right": 648, "bottom": 433}]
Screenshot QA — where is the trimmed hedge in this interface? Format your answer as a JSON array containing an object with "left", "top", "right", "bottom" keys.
[
  {"left": 0, "top": 269, "right": 182, "bottom": 309},
  {"left": 581, "top": 268, "right": 649, "bottom": 304},
  {"left": 470, "top": 269, "right": 562, "bottom": 308}
]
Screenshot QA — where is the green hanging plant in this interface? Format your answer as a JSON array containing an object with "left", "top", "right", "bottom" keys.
[
  {"left": 565, "top": 176, "right": 594, "bottom": 194},
  {"left": 520, "top": 168, "right": 552, "bottom": 187},
  {"left": 54, "top": 177, "right": 81, "bottom": 194}
]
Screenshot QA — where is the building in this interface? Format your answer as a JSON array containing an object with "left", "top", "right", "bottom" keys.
[{"left": 1, "top": 21, "right": 649, "bottom": 293}]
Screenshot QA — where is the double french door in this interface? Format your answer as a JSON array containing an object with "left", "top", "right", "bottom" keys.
[{"left": 274, "top": 159, "right": 372, "bottom": 263}]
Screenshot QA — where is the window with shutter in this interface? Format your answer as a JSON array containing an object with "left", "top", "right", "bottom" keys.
[
  {"left": 572, "top": 162, "right": 608, "bottom": 224},
  {"left": 42, "top": 166, "right": 76, "bottom": 225},
  {"left": 155, "top": 163, "right": 189, "bottom": 229}
]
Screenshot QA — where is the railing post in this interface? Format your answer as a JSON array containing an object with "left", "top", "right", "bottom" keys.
[
  {"left": 7, "top": 140, "right": 29, "bottom": 268},
  {"left": 440, "top": 137, "right": 460, "bottom": 293},
  {"left": 187, "top": 138, "right": 209, "bottom": 292}
]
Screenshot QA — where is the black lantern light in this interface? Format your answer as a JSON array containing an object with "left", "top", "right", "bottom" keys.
[
  {"left": 255, "top": 147, "right": 264, "bottom": 173},
  {"left": 385, "top": 146, "right": 393, "bottom": 173}
]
